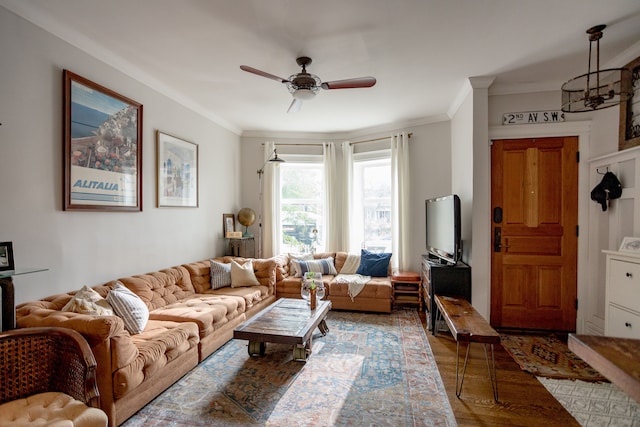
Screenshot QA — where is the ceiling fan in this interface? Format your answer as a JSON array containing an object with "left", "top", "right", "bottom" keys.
[{"left": 240, "top": 56, "right": 376, "bottom": 113}]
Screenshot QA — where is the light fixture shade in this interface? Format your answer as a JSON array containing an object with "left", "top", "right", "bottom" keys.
[
  {"left": 270, "top": 152, "right": 285, "bottom": 163},
  {"left": 292, "top": 88, "right": 316, "bottom": 101},
  {"left": 561, "top": 25, "right": 633, "bottom": 113},
  {"left": 562, "top": 68, "right": 631, "bottom": 112}
]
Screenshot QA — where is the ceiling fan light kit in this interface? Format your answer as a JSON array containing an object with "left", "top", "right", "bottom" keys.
[
  {"left": 240, "top": 56, "right": 376, "bottom": 112},
  {"left": 292, "top": 88, "right": 317, "bottom": 101},
  {"left": 561, "top": 24, "right": 632, "bottom": 113}
]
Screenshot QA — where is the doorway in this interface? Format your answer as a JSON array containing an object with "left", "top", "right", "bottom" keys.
[{"left": 490, "top": 136, "right": 578, "bottom": 331}]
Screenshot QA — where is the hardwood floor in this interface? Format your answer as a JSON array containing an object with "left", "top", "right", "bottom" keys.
[{"left": 420, "top": 313, "right": 579, "bottom": 426}]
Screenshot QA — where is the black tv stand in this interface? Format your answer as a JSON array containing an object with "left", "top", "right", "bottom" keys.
[{"left": 421, "top": 255, "right": 471, "bottom": 334}]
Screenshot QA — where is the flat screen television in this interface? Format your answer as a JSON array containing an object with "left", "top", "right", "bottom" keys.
[{"left": 425, "top": 194, "right": 461, "bottom": 265}]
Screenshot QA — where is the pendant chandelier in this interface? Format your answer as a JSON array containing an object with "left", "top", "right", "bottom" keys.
[{"left": 561, "top": 24, "right": 632, "bottom": 113}]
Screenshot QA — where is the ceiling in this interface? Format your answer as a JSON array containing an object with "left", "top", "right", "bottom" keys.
[{"left": 3, "top": 0, "right": 640, "bottom": 135}]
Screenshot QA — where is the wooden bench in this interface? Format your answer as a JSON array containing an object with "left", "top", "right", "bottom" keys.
[{"left": 434, "top": 294, "right": 500, "bottom": 401}]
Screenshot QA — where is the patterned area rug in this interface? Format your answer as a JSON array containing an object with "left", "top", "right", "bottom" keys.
[
  {"left": 501, "top": 334, "right": 606, "bottom": 381},
  {"left": 538, "top": 377, "right": 640, "bottom": 426},
  {"left": 122, "top": 309, "right": 457, "bottom": 426}
]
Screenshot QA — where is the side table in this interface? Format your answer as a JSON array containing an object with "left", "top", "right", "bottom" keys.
[
  {"left": 1, "top": 268, "right": 48, "bottom": 331},
  {"left": 228, "top": 237, "right": 255, "bottom": 258},
  {"left": 391, "top": 271, "right": 422, "bottom": 310}
]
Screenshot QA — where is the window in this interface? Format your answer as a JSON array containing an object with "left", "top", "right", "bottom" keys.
[
  {"left": 351, "top": 152, "right": 391, "bottom": 252},
  {"left": 277, "top": 158, "right": 325, "bottom": 254}
]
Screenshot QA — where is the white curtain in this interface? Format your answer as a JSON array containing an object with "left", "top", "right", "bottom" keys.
[
  {"left": 260, "top": 142, "right": 277, "bottom": 258},
  {"left": 391, "top": 132, "right": 410, "bottom": 272},
  {"left": 341, "top": 141, "right": 354, "bottom": 252},
  {"left": 323, "top": 142, "right": 341, "bottom": 251}
]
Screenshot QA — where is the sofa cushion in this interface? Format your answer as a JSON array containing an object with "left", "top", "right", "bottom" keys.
[
  {"left": 107, "top": 282, "right": 149, "bottom": 334},
  {"left": 329, "top": 276, "right": 392, "bottom": 299},
  {"left": 184, "top": 258, "right": 277, "bottom": 294},
  {"left": 356, "top": 249, "right": 392, "bottom": 277},
  {"left": 0, "top": 391, "right": 108, "bottom": 427},
  {"left": 149, "top": 295, "right": 246, "bottom": 338},
  {"left": 210, "top": 260, "right": 231, "bottom": 289},
  {"left": 291, "top": 257, "right": 338, "bottom": 277},
  {"left": 113, "top": 320, "right": 199, "bottom": 399},
  {"left": 62, "top": 285, "right": 114, "bottom": 316},
  {"left": 119, "top": 267, "right": 196, "bottom": 310},
  {"left": 230, "top": 259, "right": 260, "bottom": 287}
]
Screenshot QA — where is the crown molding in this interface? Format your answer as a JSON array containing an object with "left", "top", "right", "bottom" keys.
[
  {"left": 0, "top": 0, "right": 242, "bottom": 135},
  {"left": 241, "top": 114, "right": 449, "bottom": 141}
]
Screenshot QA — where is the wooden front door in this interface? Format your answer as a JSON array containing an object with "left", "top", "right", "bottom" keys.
[{"left": 490, "top": 137, "right": 578, "bottom": 331}]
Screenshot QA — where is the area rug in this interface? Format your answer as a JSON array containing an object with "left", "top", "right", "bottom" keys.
[
  {"left": 501, "top": 334, "right": 606, "bottom": 381},
  {"left": 122, "top": 309, "right": 457, "bottom": 426},
  {"left": 538, "top": 377, "right": 640, "bottom": 426}
]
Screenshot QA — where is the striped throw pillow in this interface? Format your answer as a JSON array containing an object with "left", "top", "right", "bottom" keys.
[
  {"left": 210, "top": 260, "right": 231, "bottom": 289},
  {"left": 293, "top": 257, "right": 338, "bottom": 277},
  {"left": 106, "top": 282, "right": 149, "bottom": 334}
]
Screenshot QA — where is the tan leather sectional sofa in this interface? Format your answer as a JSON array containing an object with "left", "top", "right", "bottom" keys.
[
  {"left": 14, "top": 252, "right": 391, "bottom": 426},
  {"left": 15, "top": 256, "right": 276, "bottom": 427}
]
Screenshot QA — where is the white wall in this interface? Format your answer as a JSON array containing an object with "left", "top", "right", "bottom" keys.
[
  {"left": 240, "top": 120, "right": 452, "bottom": 273},
  {"left": 0, "top": 7, "right": 241, "bottom": 307},
  {"left": 450, "top": 78, "right": 493, "bottom": 318}
]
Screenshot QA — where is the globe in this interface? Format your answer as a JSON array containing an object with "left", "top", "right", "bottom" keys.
[{"left": 237, "top": 208, "right": 256, "bottom": 237}]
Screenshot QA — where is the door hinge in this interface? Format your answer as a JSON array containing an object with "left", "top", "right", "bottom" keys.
[
  {"left": 576, "top": 151, "right": 580, "bottom": 163},
  {"left": 575, "top": 298, "right": 579, "bottom": 310},
  {"left": 576, "top": 225, "right": 579, "bottom": 237}
]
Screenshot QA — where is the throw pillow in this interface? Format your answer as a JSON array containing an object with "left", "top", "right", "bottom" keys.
[
  {"left": 210, "top": 259, "right": 231, "bottom": 289},
  {"left": 292, "top": 257, "right": 338, "bottom": 277},
  {"left": 289, "top": 253, "right": 313, "bottom": 277},
  {"left": 62, "top": 285, "right": 114, "bottom": 316},
  {"left": 356, "top": 249, "right": 392, "bottom": 277},
  {"left": 106, "top": 282, "right": 149, "bottom": 334},
  {"left": 230, "top": 259, "right": 261, "bottom": 287}
]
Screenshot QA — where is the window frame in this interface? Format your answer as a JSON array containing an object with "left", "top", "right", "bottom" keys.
[
  {"left": 275, "top": 153, "right": 325, "bottom": 255},
  {"left": 351, "top": 149, "right": 392, "bottom": 252}
]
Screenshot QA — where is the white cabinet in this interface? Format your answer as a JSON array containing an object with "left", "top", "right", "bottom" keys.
[{"left": 604, "top": 250, "right": 640, "bottom": 339}]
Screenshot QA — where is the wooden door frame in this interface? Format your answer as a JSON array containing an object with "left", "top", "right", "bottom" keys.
[{"left": 487, "top": 121, "right": 591, "bottom": 333}]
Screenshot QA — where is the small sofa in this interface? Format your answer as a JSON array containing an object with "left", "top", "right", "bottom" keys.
[
  {"left": 15, "top": 256, "right": 276, "bottom": 427},
  {"left": 273, "top": 251, "right": 393, "bottom": 313}
]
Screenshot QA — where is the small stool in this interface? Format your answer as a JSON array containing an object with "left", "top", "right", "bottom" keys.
[{"left": 391, "top": 271, "right": 422, "bottom": 310}]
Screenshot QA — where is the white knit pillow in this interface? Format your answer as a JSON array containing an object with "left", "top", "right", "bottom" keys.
[
  {"left": 62, "top": 285, "right": 114, "bottom": 316},
  {"left": 230, "top": 259, "right": 261, "bottom": 287},
  {"left": 106, "top": 282, "right": 149, "bottom": 334}
]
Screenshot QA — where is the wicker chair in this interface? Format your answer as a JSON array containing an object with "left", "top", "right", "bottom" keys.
[{"left": 0, "top": 327, "right": 108, "bottom": 426}]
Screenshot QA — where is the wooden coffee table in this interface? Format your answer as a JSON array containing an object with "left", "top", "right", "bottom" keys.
[{"left": 233, "top": 298, "right": 331, "bottom": 361}]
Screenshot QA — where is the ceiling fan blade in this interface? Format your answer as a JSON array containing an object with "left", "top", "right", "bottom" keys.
[
  {"left": 321, "top": 76, "right": 376, "bottom": 90},
  {"left": 287, "top": 98, "right": 303, "bottom": 114},
  {"left": 240, "top": 65, "right": 289, "bottom": 83}
]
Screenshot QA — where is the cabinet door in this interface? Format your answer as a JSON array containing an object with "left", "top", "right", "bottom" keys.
[
  {"left": 609, "top": 260, "right": 640, "bottom": 313},
  {"left": 607, "top": 305, "right": 640, "bottom": 339}
]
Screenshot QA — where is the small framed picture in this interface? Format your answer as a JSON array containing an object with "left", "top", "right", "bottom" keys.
[
  {"left": 619, "top": 237, "right": 640, "bottom": 253},
  {"left": 0, "top": 242, "right": 15, "bottom": 271},
  {"left": 223, "top": 213, "right": 235, "bottom": 237}
]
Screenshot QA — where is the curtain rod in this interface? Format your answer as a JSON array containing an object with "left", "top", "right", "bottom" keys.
[
  {"left": 262, "top": 132, "right": 413, "bottom": 147},
  {"left": 350, "top": 132, "right": 412, "bottom": 145},
  {"left": 262, "top": 142, "right": 324, "bottom": 147}
]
